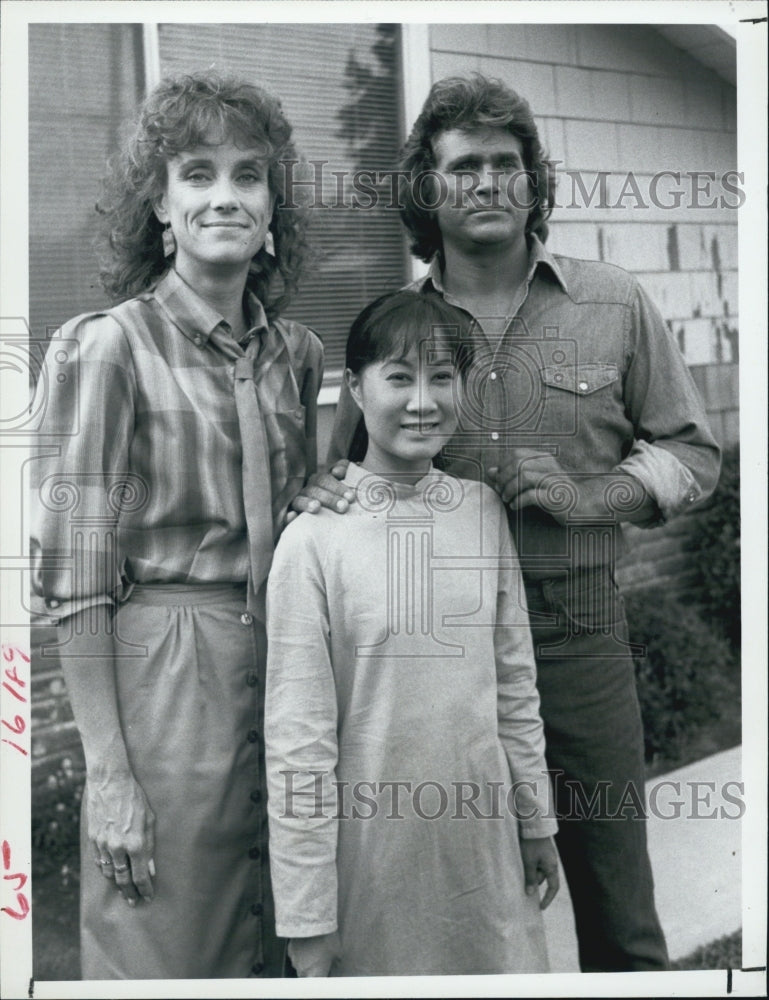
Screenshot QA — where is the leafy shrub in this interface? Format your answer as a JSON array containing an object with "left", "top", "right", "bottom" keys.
[
  {"left": 32, "top": 757, "right": 85, "bottom": 874},
  {"left": 687, "top": 447, "right": 741, "bottom": 646},
  {"left": 624, "top": 592, "right": 740, "bottom": 769}
]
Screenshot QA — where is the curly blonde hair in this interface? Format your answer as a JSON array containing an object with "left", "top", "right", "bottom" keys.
[{"left": 97, "top": 71, "right": 310, "bottom": 320}]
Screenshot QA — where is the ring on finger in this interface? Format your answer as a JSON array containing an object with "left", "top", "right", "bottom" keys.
[
  {"left": 113, "top": 863, "right": 130, "bottom": 873},
  {"left": 98, "top": 858, "right": 113, "bottom": 868}
]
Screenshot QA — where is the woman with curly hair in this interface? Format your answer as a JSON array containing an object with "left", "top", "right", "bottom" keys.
[{"left": 31, "top": 70, "right": 323, "bottom": 979}]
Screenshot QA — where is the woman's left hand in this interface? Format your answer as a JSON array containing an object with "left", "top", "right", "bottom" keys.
[{"left": 520, "top": 835, "right": 560, "bottom": 910}]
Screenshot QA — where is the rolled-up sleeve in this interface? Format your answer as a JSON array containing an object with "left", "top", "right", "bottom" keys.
[
  {"left": 265, "top": 520, "right": 339, "bottom": 938},
  {"left": 617, "top": 279, "right": 721, "bottom": 521},
  {"left": 30, "top": 314, "right": 136, "bottom": 621}
]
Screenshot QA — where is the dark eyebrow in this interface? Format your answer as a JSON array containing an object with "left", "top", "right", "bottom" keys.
[{"left": 444, "top": 155, "right": 483, "bottom": 171}]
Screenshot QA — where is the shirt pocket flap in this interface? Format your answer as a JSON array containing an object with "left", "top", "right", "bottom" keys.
[{"left": 540, "top": 363, "right": 619, "bottom": 395}]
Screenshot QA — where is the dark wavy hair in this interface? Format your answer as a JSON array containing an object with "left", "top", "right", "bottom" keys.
[
  {"left": 400, "top": 74, "right": 555, "bottom": 263},
  {"left": 97, "top": 71, "right": 310, "bottom": 319},
  {"left": 345, "top": 290, "right": 473, "bottom": 463}
]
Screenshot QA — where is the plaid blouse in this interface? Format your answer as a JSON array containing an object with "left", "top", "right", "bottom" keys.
[{"left": 31, "top": 267, "right": 323, "bottom": 621}]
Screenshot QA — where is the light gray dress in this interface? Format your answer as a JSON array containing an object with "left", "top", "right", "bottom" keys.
[{"left": 265, "top": 463, "right": 557, "bottom": 976}]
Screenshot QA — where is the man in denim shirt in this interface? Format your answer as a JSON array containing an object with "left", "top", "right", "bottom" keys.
[{"left": 303, "top": 75, "right": 720, "bottom": 972}]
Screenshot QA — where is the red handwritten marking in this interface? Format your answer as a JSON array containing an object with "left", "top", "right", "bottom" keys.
[
  {"left": 1, "top": 842, "right": 29, "bottom": 921},
  {"left": 1, "top": 682, "right": 25, "bottom": 703},
  {"left": 1, "top": 646, "right": 29, "bottom": 756},
  {"left": 2, "top": 645, "right": 30, "bottom": 664},
  {"left": 4, "top": 664, "right": 26, "bottom": 688},
  {"left": 1, "top": 894, "right": 30, "bottom": 920},
  {"left": 2, "top": 715, "right": 25, "bottom": 736}
]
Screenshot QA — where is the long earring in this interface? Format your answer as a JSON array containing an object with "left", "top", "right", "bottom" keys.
[
  {"left": 263, "top": 230, "right": 275, "bottom": 257},
  {"left": 162, "top": 223, "right": 176, "bottom": 258}
]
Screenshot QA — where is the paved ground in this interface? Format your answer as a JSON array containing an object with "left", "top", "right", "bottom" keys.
[{"left": 542, "top": 745, "right": 743, "bottom": 970}]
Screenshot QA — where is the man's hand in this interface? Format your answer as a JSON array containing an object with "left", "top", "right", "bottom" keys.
[
  {"left": 520, "top": 836, "right": 560, "bottom": 910},
  {"left": 287, "top": 461, "right": 354, "bottom": 524},
  {"left": 288, "top": 932, "right": 341, "bottom": 976},
  {"left": 489, "top": 448, "right": 652, "bottom": 525}
]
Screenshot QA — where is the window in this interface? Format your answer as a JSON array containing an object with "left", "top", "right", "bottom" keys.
[
  {"left": 157, "top": 22, "right": 407, "bottom": 374},
  {"left": 28, "top": 24, "right": 144, "bottom": 344},
  {"left": 29, "top": 22, "right": 408, "bottom": 375}
]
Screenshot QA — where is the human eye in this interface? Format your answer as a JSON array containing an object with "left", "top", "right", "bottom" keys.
[
  {"left": 433, "top": 368, "right": 455, "bottom": 383},
  {"left": 182, "top": 165, "right": 212, "bottom": 183},
  {"left": 237, "top": 168, "right": 264, "bottom": 185},
  {"left": 386, "top": 369, "right": 411, "bottom": 383}
]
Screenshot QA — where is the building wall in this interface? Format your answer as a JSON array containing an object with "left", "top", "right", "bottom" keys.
[{"left": 426, "top": 22, "right": 739, "bottom": 594}]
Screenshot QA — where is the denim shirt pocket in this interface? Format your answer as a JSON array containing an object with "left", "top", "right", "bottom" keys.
[{"left": 540, "top": 363, "right": 620, "bottom": 395}]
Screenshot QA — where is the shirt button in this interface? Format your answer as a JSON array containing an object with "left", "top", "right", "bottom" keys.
[
  {"left": 251, "top": 961, "right": 265, "bottom": 974},
  {"left": 246, "top": 672, "right": 258, "bottom": 687},
  {"left": 194, "top": 336, "right": 203, "bottom": 347},
  {"left": 240, "top": 612, "right": 253, "bottom": 626},
  {"left": 249, "top": 847, "right": 261, "bottom": 860},
  {"left": 48, "top": 599, "right": 61, "bottom": 609},
  {"left": 489, "top": 371, "right": 497, "bottom": 381},
  {"left": 250, "top": 790, "right": 262, "bottom": 804},
  {"left": 579, "top": 381, "right": 589, "bottom": 391},
  {"left": 247, "top": 729, "right": 259, "bottom": 744},
  {"left": 490, "top": 432, "right": 499, "bottom": 441}
]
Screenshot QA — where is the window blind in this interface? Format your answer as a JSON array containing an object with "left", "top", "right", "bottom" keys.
[
  {"left": 157, "top": 23, "right": 408, "bottom": 373},
  {"left": 28, "top": 24, "right": 144, "bottom": 344}
]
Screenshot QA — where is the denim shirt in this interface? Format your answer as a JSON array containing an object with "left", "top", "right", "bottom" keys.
[{"left": 328, "top": 237, "right": 720, "bottom": 579}]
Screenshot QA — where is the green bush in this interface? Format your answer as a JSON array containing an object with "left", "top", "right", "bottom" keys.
[
  {"left": 687, "top": 447, "right": 741, "bottom": 646},
  {"left": 31, "top": 757, "right": 85, "bottom": 875},
  {"left": 625, "top": 593, "right": 740, "bottom": 770}
]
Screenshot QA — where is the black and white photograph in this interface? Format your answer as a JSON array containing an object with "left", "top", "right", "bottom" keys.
[{"left": 0, "top": 2, "right": 766, "bottom": 997}]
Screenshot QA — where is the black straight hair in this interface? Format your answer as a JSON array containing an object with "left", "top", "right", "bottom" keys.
[{"left": 345, "top": 289, "right": 473, "bottom": 462}]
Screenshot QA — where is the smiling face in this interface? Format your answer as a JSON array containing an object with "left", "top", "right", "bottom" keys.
[
  {"left": 153, "top": 140, "right": 274, "bottom": 284},
  {"left": 432, "top": 127, "right": 531, "bottom": 256},
  {"left": 346, "top": 340, "right": 460, "bottom": 483}
]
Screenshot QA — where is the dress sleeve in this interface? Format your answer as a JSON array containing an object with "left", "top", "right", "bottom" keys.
[
  {"left": 265, "top": 518, "right": 339, "bottom": 938},
  {"left": 491, "top": 495, "right": 558, "bottom": 839},
  {"left": 616, "top": 278, "right": 721, "bottom": 522},
  {"left": 30, "top": 313, "right": 136, "bottom": 621}
]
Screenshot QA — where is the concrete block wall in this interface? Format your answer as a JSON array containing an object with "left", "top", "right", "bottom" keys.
[
  {"left": 429, "top": 23, "right": 738, "bottom": 427},
  {"left": 428, "top": 23, "right": 739, "bottom": 596}
]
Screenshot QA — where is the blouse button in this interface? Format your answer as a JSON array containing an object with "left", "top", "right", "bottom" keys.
[
  {"left": 247, "top": 729, "right": 259, "bottom": 743},
  {"left": 579, "top": 381, "right": 589, "bottom": 391},
  {"left": 249, "top": 847, "right": 261, "bottom": 861},
  {"left": 48, "top": 599, "right": 61, "bottom": 609},
  {"left": 251, "top": 962, "right": 265, "bottom": 974},
  {"left": 250, "top": 790, "right": 262, "bottom": 804},
  {"left": 490, "top": 432, "right": 499, "bottom": 442},
  {"left": 194, "top": 336, "right": 203, "bottom": 347},
  {"left": 240, "top": 612, "right": 253, "bottom": 626},
  {"left": 246, "top": 672, "right": 258, "bottom": 687}
]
